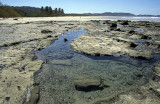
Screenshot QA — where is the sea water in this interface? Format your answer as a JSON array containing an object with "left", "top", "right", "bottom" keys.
[{"left": 85, "top": 16, "right": 160, "bottom": 21}]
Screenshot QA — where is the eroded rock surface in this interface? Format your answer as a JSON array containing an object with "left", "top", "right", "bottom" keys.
[
  {"left": 71, "top": 20, "right": 160, "bottom": 60},
  {"left": 0, "top": 20, "right": 80, "bottom": 104}
]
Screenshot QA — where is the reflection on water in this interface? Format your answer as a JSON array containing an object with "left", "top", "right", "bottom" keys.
[{"left": 35, "top": 29, "right": 154, "bottom": 104}]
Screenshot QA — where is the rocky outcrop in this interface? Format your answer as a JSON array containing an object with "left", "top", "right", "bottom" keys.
[
  {"left": 74, "top": 75, "right": 105, "bottom": 92},
  {"left": 0, "top": 20, "right": 79, "bottom": 104},
  {"left": 71, "top": 35, "right": 153, "bottom": 59}
]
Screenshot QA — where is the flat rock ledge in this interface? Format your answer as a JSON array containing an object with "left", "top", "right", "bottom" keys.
[
  {"left": 71, "top": 35, "right": 153, "bottom": 60},
  {"left": 74, "top": 75, "right": 108, "bottom": 92}
]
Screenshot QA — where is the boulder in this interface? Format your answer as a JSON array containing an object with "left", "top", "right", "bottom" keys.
[{"left": 74, "top": 75, "right": 104, "bottom": 92}]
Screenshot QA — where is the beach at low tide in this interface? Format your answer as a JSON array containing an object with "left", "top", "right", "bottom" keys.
[{"left": 0, "top": 17, "right": 160, "bottom": 104}]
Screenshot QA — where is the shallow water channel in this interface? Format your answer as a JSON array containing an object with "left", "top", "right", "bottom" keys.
[{"left": 35, "top": 28, "right": 154, "bottom": 104}]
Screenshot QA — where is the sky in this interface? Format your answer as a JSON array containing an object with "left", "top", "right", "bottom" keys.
[{"left": 1, "top": 0, "right": 160, "bottom": 15}]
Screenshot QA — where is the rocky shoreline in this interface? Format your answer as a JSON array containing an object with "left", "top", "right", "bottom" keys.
[
  {"left": 0, "top": 19, "right": 81, "bottom": 104},
  {"left": 0, "top": 18, "right": 160, "bottom": 104},
  {"left": 71, "top": 20, "right": 160, "bottom": 60}
]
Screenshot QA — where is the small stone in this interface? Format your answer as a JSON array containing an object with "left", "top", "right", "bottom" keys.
[
  {"left": 5, "top": 97, "right": 10, "bottom": 102},
  {"left": 64, "top": 38, "right": 68, "bottom": 42},
  {"left": 17, "top": 86, "right": 21, "bottom": 91},
  {"left": 41, "top": 29, "right": 52, "bottom": 34},
  {"left": 13, "top": 18, "right": 18, "bottom": 20}
]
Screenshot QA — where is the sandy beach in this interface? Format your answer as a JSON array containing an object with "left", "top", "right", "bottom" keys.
[
  {"left": 0, "top": 17, "right": 160, "bottom": 104},
  {"left": 0, "top": 16, "right": 106, "bottom": 24}
]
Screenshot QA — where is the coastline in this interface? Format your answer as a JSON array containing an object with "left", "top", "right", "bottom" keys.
[
  {"left": 0, "top": 17, "right": 160, "bottom": 104},
  {"left": 0, "top": 16, "right": 160, "bottom": 25}
]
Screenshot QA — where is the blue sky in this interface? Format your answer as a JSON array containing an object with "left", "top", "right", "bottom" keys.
[{"left": 1, "top": 0, "right": 160, "bottom": 15}]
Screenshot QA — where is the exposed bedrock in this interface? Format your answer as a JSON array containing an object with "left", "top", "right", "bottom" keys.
[{"left": 71, "top": 35, "right": 154, "bottom": 60}]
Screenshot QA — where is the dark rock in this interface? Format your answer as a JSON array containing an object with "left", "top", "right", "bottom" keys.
[
  {"left": 110, "top": 23, "right": 117, "bottom": 28},
  {"left": 116, "top": 28, "right": 121, "bottom": 31},
  {"left": 64, "top": 38, "right": 68, "bottom": 42},
  {"left": 121, "top": 20, "right": 129, "bottom": 25},
  {"left": 137, "top": 56, "right": 153, "bottom": 60},
  {"left": 19, "top": 64, "right": 27, "bottom": 72},
  {"left": 33, "top": 79, "right": 40, "bottom": 86},
  {"left": 149, "top": 87, "right": 160, "bottom": 98},
  {"left": 45, "top": 58, "right": 49, "bottom": 63},
  {"left": 141, "top": 35, "right": 151, "bottom": 40},
  {"left": 17, "top": 86, "right": 21, "bottom": 91},
  {"left": 41, "top": 29, "right": 52, "bottom": 34},
  {"left": 128, "top": 30, "right": 135, "bottom": 34},
  {"left": 94, "top": 52, "right": 101, "bottom": 56},
  {"left": 130, "top": 43, "right": 138, "bottom": 48},
  {"left": 102, "top": 20, "right": 110, "bottom": 24},
  {"left": 13, "top": 18, "right": 18, "bottom": 20},
  {"left": 46, "top": 35, "right": 52, "bottom": 38},
  {"left": 5, "top": 97, "right": 10, "bottom": 102},
  {"left": 108, "top": 23, "right": 117, "bottom": 30}
]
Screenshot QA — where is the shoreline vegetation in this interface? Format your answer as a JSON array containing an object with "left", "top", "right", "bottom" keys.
[{"left": 0, "top": 6, "right": 65, "bottom": 17}]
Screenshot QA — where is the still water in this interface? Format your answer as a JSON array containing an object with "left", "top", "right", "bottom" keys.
[{"left": 35, "top": 28, "right": 154, "bottom": 104}]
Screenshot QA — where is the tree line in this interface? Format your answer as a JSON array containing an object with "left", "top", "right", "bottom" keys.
[
  {"left": 0, "top": 2, "right": 65, "bottom": 17},
  {"left": 40, "top": 6, "right": 64, "bottom": 16}
]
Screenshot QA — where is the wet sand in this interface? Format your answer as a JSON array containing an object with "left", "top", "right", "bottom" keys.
[{"left": 0, "top": 17, "right": 160, "bottom": 104}]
